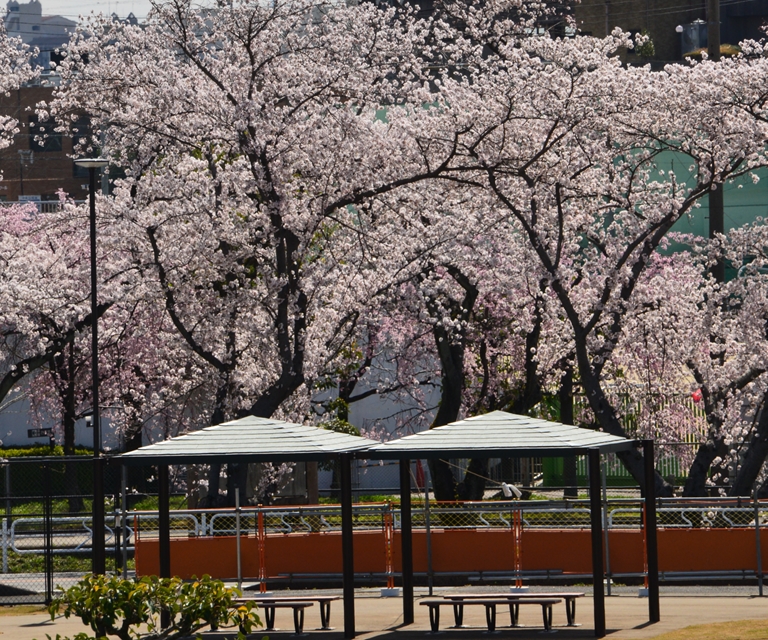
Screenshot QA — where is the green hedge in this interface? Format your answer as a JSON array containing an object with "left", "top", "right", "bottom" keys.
[{"left": 0, "top": 445, "right": 91, "bottom": 458}]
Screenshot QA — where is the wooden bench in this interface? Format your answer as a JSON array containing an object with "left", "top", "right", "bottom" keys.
[
  {"left": 235, "top": 595, "right": 339, "bottom": 630},
  {"left": 443, "top": 591, "right": 586, "bottom": 627},
  {"left": 420, "top": 597, "right": 561, "bottom": 632}
]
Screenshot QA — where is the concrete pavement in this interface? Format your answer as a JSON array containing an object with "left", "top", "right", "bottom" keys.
[{"left": 1, "top": 587, "right": 767, "bottom": 639}]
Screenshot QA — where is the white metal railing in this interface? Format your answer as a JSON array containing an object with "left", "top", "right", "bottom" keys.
[{"left": 3, "top": 500, "right": 767, "bottom": 573}]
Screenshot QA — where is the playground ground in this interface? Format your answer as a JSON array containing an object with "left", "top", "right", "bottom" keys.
[{"left": 2, "top": 585, "right": 768, "bottom": 639}]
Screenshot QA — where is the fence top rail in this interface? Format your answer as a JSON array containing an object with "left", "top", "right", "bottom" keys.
[
  {"left": 129, "top": 504, "right": 391, "bottom": 517},
  {"left": 658, "top": 497, "right": 768, "bottom": 506}
]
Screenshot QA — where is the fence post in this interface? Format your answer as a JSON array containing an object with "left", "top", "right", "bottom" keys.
[
  {"left": 340, "top": 452, "right": 356, "bottom": 638},
  {"left": 257, "top": 507, "right": 266, "bottom": 593},
  {"left": 643, "top": 440, "right": 660, "bottom": 623},
  {"left": 588, "top": 449, "right": 606, "bottom": 638},
  {"left": 235, "top": 490, "right": 242, "bottom": 590},
  {"left": 602, "top": 461, "right": 612, "bottom": 596},
  {"left": 424, "top": 471, "right": 433, "bottom": 597},
  {"left": 755, "top": 494, "right": 763, "bottom": 597},
  {"left": 383, "top": 503, "right": 394, "bottom": 590},
  {"left": 121, "top": 464, "right": 128, "bottom": 579},
  {"left": 4, "top": 462, "right": 9, "bottom": 532},
  {"left": 2, "top": 517, "right": 6, "bottom": 574},
  {"left": 43, "top": 462, "right": 53, "bottom": 604},
  {"left": 399, "top": 459, "right": 414, "bottom": 625}
]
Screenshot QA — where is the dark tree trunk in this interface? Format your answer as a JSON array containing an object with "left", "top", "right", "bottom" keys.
[
  {"left": 225, "top": 462, "right": 249, "bottom": 507},
  {"left": 54, "top": 343, "right": 84, "bottom": 512},
  {"left": 683, "top": 439, "right": 726, "bottom": 497},
  {"left": 575, "top": 341, "right": 673, "bottom": 497},
  {"left": 425, "top": 267, "right": 478, "bottom": 501},
  {"left": 456, "top": 458, "right": 488, "bottom": 500},
  {"left": 728, "top": 401, "right": 768, "bottom": 497}
]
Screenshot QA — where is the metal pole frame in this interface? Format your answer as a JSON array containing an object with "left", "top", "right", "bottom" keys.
[
  {"left": 340, "top": 453, "right": 355, "bottom": 639},
  {"left": 121, "top": 464, "right": 128, "bottom": 579},
  {"left": 44, "top": 461, "right": 53, "bottom": 603},
  {"left": 588, "top": 449, "right": 606, "bottom": 638},
  {"left": 424, "top": 462, "right": 433, "bottom": 596},
  {"left": 755, "top": 493, "right": 764, "bottom": 597},
  {"left": 602, "top": 461, "right": 611, "bottom": 597},
  {"left": 399, "top": 459, "right": 414, "bottom": 624},
  {"left": 158, "top": 464, "right": 171, "bottom": 629},
  {"left": 88, "top": 164, "right": 106, "bottom": 576},
  {"left": 643, "top": 440, "right": 660, "bottom": 623}
]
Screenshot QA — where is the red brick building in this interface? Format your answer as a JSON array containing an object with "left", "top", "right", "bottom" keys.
[{"left": 0, "top": 84, "right": 91, "bottom": 203}]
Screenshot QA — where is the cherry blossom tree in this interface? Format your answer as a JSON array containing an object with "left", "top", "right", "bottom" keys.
[
  {"left": 32, "top": 0, "right": 768, "bottom": 504},
  {"left": 409, "top": 24, "right": 768, "bottom": 494},
  {"left": 50, "top": 0, "right": 493, "bottom": 503}
]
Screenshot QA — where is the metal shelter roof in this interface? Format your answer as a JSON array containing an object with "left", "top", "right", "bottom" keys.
[
  {"left": 119, "top": 415, "right": 380, "bottom": 466},
  {"left": 367, "top": 410, "right": 636, "bottom": 459}
]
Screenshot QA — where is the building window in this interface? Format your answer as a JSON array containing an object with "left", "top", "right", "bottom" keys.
[{"left": 28, "top": 116, "right": 62, "bottom": 152}]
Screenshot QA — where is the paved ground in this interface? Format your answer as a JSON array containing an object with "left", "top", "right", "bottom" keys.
[{"left": 1, "top": 586, "right": 768, "bottom": 639}]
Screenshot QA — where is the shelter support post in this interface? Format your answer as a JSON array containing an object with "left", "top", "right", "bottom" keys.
[
  {"left": 399, "top": 459, "right": 414, "bottom": 624},
  {"left": 588, "top": 449, "right": 606, "bottom": 638},
  {"left": 643, "top": 440, "right": 660, "bottom": 622},
  {"left": 340, "top": 453, "right": 355, "bottom": 639},
  {"left": 158, "top": 464, "right": 171, "bottom": 629}
]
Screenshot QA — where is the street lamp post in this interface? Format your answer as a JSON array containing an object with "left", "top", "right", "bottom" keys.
[{"left": 74, "top": 157, "right": 109, "bottom": 575}]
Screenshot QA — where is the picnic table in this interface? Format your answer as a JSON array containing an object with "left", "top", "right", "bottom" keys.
[
  {"left": 441, "top": 591, "right": 586, "bottom": 626},
  {"left": 420, "top": 596, "right": 561, "bottom": 632},
  {"left": 234, "top": 594, "right": 340, "bottom": 630}
]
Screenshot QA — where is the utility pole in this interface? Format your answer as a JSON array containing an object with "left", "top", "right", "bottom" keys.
[{"left": 708, "top": 0, "right": 725, "bottom": 283}]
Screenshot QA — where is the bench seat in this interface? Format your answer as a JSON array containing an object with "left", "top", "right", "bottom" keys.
[
  {"left": 235, "top": 595, "right": 339, "bottom": 630},
  {"left": 420, "top": 597, "right": 561, "bottom": 632},
  {"left": 443, "top": 591, "right": 585, "bottom": 626}
]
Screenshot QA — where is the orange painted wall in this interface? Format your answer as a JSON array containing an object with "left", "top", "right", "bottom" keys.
[
  {"left": 658, "top": 529, "right": 768, "bottom": 572},
  {"left": 137, "top": 531, "right": 387, "bottom": 578},
  {"left": 135, "top": 528, "right": 768, "bottom": 579}
]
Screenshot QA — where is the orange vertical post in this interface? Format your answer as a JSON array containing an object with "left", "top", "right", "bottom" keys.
[
  {"left": 642, "top": 503, "right": 649, "bottom": 591},
  {"left": 514, "top": 507, "right": 523, "bottom": 589},
  {"left": 258, "top": 508, "right": 267, "bottom": 593},
  {"left": 384, "top": 503, "right": 394, "bottom": 589}
]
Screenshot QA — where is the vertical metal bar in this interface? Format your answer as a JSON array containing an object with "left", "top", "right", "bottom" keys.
[
  {"left": 755, "top": 494, "right": 763, "bottom": 596},
  {"left": 88, "top": 163, "right": 105, "bottom": 576},
  {"left": 258, "top": 508, "right": 267, "bottom": 593},
  {"left": 339, "top": 453, "right": 355, "bottom": 639},
  {"left": 44, "top": 462, "right": 53, "bottom": 603},
  {"left": 424, "top": 464, "right": 433, "bottom": 597},
  {"left": 236, "top": 489, "right": 242, "bottom": 590},
  {"left": 399, "top": 459, "right": 414, "bottom": 624},
  {"left": 2, "top": 518, "right": 7, "bottom": 574},
  {"left": 602, "top": 461, "right": 611, "bottom": 596},
  {"left": 5, "top": 462, "right": 10, "bottom": 530},
  {"left": 588, "top": 449, "right": 606, "bottom": 638},
  {"left": 3, "top": 462, "right": 8, "bottom": 574},
  {"left": 158, "top": 464, "right": 171, "bottom": 629},
  {"left": 158, "top": 465, "right": 170, "bottom": 577},
  {"left": 643, "top": 440, "right": 660, "bottom": 623},
  {"left": 121, "top": 464, "right": 128, "bottom": 579}
]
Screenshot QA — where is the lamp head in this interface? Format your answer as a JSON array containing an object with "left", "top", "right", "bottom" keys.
[{"left": 74, "top": 157, "right": 109, "bottom": 169}]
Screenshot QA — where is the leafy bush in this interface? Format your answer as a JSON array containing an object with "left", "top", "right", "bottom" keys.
[
  {"left": 1, "top": 446, "right": 91, "bottom": 458},
  {"left": 44, "top": 574, "right": 262, "bottom": 640}
]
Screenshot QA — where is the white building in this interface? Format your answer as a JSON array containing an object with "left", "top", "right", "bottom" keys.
[{"left": 4, "top": 0, "right": 75, "bottom": 74}]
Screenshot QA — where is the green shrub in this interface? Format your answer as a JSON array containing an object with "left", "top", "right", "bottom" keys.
[
  {"left": 0, "top": 446, "right": 91, "bottom": 458},
  {"left": 43, "top": 574, "right": 262, "bottom": 640}
]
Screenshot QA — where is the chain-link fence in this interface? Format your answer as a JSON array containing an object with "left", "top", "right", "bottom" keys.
[
  {"left": 126, "top": 496, "right": 768, "bottom": 593},
  {"left": 0, "top": 455, "right": 131, "bottom": 604},
  {"left": 2, "top": 455, "right": 768, "bottom": 603}
]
